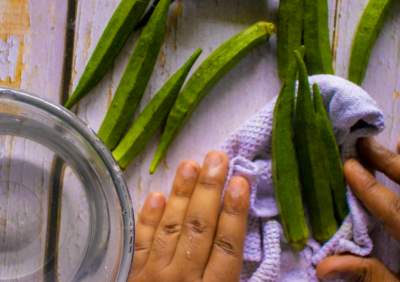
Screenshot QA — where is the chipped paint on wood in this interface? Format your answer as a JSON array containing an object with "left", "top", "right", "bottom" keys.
[
  {"left": 0, "top": 0, "right": 30, "bottom": 88},
  {"left": 0, "top": 0, "right": 30, "bottom": 34},
  {"left": 170, "top": 0, "right": 183, "bottom": 31},
  {"left": 0, "top": 0, "right": 69, "bottom": 280},
  {"left": 0, "top": 35, "right": 25, "bottom": 87}
]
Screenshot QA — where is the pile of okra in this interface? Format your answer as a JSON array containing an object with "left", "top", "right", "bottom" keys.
[{"left": 64, "top": 0, "right": 393, "bottom": 249}]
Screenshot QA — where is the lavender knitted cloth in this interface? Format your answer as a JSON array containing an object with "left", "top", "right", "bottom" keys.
[{"left": 221, "top": 75, "right": 385, "bottom": 282}]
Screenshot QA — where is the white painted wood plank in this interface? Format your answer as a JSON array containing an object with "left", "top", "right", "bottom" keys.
[
  {"left": 0, "top": 0, "right": 68, "bottom": 281},
  {"left": 71, "top": 0, "right": 125, "bottom": 131},
  {"left": 66, "top": 1, "right": 126, "bottom": 280}
]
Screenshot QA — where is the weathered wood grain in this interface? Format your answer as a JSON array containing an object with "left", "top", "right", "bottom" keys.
[
  {"left": 0, "top": 0, "right": 68, "bottom": 281},
  {"left": 1, "top": 0, "right": 399, "bottom": 280}
]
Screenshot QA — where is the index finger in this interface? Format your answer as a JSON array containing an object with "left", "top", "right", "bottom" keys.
[
  {"left": 358, "top": 138, "right": 400, "bottom": 184},
  {"left": 172, "top": 151, "right": 229, "bottom": 278},
  {"left": 203, "top": 176, "right": 250, "bottom": 282},
  {"left": 344, "top": 159, "right": 400, "bottom": 241}
]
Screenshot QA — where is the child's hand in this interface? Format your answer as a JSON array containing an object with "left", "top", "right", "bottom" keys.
[
  {"left": 129, "top": 152, "right": 250, "bottom": 282},
  {"left": 317, "top": 138, "right": 400, "bottom": 281}
]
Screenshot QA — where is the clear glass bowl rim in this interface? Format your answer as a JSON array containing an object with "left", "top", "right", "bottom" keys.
[{"left": 0, "top": 87, "right": 135, "bottom": 282}]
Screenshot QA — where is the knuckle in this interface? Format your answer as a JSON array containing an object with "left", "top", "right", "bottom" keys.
[
  {"left": 384, "top": 153, "right": 400, "bottom": 182},
  {"left": 358, "top": 258, "right": 379, "bottom": 282},
  {"left": 224, "top": 208, "right": 242, "bottom": 217},
  {"left": 161, "top": 222, "right": 182, "bottom": 235},
  {"left": 363, "top": 178, "right": 379, "bottom": 195},
  {"left": 134, "top": 241, "right": 151, "bottom": 253},
  {"left": 214, "top": 236, "right": 239, "bottom": 257},
  {"left": 198, "top": 177, "right": 220, "bottom": 189},
  {"left": 390, "top": 198, "right": 400, "bottom": 215},
  {"left": 184, "top": 216, "right": 209, "bottom": 234},
  {"left": 356, "top": 259, "right": 370, "bottom": 282},
  {"left": 139, "top": 215, "right": 159, "bottom": 228},
  {"left": 385, "top": 150, "right": 399, "bottom": 166},
  {"left": 174, "top": 184, "right": 193, "bottom": 197}
]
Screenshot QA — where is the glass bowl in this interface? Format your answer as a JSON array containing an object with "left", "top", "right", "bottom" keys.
[{"left": 0, "top": 88, "right": 134, "bottom": 281}]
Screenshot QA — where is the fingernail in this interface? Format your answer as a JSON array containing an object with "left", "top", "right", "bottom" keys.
[
  {"left": 226, "top": 177, "right": 249, "bottom": 210},
  {"left": 228, "top": 183, "right": 244, "bottom": 200},
  {"left": 205, "top": 152, "right": 224, "bottom": 177},
  {"left": 182, "top": 162, "right": 198, "bottom": 180},
  {"left": 148, "top": 193, "right": 164, "bottom": 209}
]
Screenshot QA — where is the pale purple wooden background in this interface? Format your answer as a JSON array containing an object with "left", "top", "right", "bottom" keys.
[{"left": 0, "top": 0, "right": 399, "bottom": 279}]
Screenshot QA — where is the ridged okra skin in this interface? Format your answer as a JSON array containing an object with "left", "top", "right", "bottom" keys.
[
  {"left": 312, "top": 84, "right": 348, "bottom": 222},
  {"left": 294, "top": 51, "right": 337, "bottom": 243},
  {"left": 150, "top": 21, "right": 276, "bottom": 173},
  {"left": 277, "top": 0, "right": 304, "bottom": 81},
  {"left": 272, "top": 47, "right": 309, "bottom": 251},
  {"left": 348, "top": 0, "right": 393, "bottom": 85},
  {"left": 98, "top": 0, "right": 171, "bottom": 150},
  {"left": 113, "top": 49, "right": 202, "bottom": 169},
  {"left": 303, "top": 0, "right": 334, "bottom": 75},
  {"left": 65, "top": 0, "right": 151, "bottom": 108}
]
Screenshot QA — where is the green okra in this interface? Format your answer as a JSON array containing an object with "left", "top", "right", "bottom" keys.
[
  {"left": 303, "top": 0, "right": 334, "bottom": 75},
  {"left": 312, "top": 84, "right": 348, "bottom": 223},
  {"left": 113, "top": 48, "right": 202, "bottom": 169},
  {"left": 149, "top": 21, "right": 276, "bottom": 174},
  {"left": 272, "top": 47, "right": 309, "bottom": 251},
  {"left": 348, "top": 0, "right": 393, "bottom": 85},
  {"left": 64, "top": 0, "right": 151, "bottom": 109},
  {"left": 277, "top": 0, "right": 304, "bottom": 81},
  {"left": 98, "top": 0, "right": 171, "bottom": 150},
  {"left": 294, "top": 50, "right": 337, "bottom": 243},
  {"left": 135, "top": 0, "right": 176, "bottom": 30}
]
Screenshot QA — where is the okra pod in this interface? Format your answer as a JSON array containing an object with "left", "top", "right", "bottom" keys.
[
  {"left": 294, "top": 51, "right": 337, "bottom": 243},
  {"left": 135, "top": 0, "right": 176, "bottom": 30},
  {"left": 303, "top": 0, "right": 334, "bottom": 75},
  {"left": 348, "top": 0, "right": 393, "bottom": 85},
  {"left": 98, "top": 0, "right": 171, "bottom": 150},
  {"left": 113, "top": 48, "right": 202, "bottom": 169},
  {"left": 312, "top": 84, "right": 348, "bottom": 223},
  {"left": 277, "top": 0, "right": 304, "bottom": 81},
  {"left": 272, "top": 47, "right": 309, "bottom": 251},
  {"left": 149, "top": 21, "right": 275, "bottom": 174},
  {"left": 64, "top": 0, "right": 151, "bottom": 108}
]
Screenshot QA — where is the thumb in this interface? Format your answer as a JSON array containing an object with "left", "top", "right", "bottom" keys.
[{"left": 316, "top": 255, "right": 399, "bottom": 281}]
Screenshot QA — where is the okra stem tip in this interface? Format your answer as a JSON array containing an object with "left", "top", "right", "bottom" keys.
[
  {"left": 260, "top": 22, "right": 276, "bottom": 35},
  {"left": 149, "top": 159, "right": 159, "bottom": 174}
]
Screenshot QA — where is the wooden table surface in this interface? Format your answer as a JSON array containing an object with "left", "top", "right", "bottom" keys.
[{"left": 0, "top": 0, "right": 399, "bottom": 280}]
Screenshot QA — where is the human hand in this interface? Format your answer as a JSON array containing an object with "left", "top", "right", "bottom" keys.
[
  {"left": 129, "top": 151, "right": 250, "bottom": 282},
  {"left": 317, "top": 138, "right": 400, "bottom": 281}
]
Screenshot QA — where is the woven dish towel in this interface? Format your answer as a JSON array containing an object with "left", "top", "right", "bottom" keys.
[{"left": 221, "top": 75, "right": 386, "bottom": 282}]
